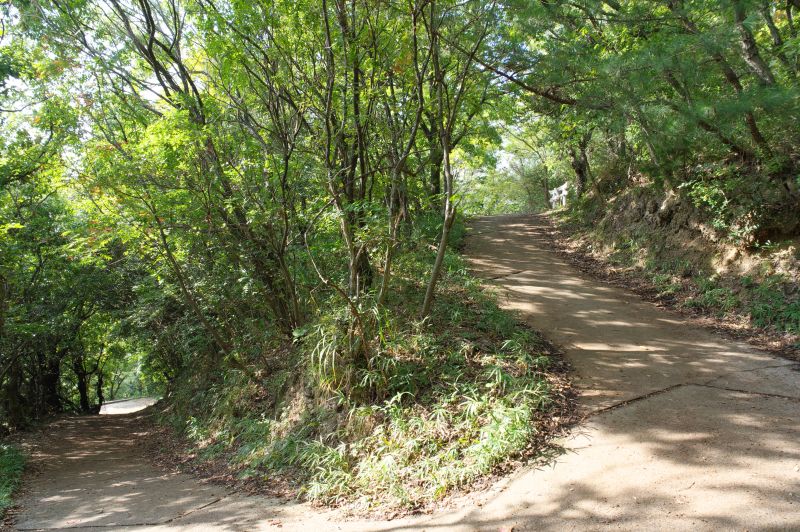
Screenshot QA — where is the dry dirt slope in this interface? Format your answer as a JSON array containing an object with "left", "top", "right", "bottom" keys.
[{"left": 8, "top": 214, "right": 800, "bottom": 531}]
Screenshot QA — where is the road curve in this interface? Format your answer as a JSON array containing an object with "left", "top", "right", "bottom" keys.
[{"left": 10, "top": 215, "right": 800, "bottom": 531}]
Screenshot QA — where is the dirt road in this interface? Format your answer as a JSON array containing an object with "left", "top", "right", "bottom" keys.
[
  {"left": 10, "top": 214, "right": 800, "bottom": 530},
  {"left": 99, "top": 397, "right": 159, "bottom": 415},
  {"left": 454, "top": 215, "right": 800, "bottom": 530}
]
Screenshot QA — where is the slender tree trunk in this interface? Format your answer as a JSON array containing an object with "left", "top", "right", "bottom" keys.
[
  {"left": 421, "top": 0, "right": 487, "bottom": 316},
  {"left": 429, "top": 143, "right": 443, "bottom": 203},
  {"left": 377, "top": 180, "right": 400, "bottom": 307},
  {"left": 421, "top": 199, "right": 455, "bottom": 318},
  {"left": 421, "top": 0, "right": 452, "bottom": 319}
]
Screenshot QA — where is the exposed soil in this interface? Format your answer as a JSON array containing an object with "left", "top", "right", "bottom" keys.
[{"left": 7, "top": 214, "right": 800, "bottom": 531}]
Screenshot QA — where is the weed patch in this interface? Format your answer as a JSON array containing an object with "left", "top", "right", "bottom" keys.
[{"left": 749, "top": 276, "right": 800, "bottom": 334}]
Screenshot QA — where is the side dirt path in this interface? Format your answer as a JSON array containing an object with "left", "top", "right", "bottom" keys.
[
  {"left": 8, "top": 214, "right": 800, "bottom": 531},
  {"left": 7, "top": 403, "right": 403, "bottom": 532}
]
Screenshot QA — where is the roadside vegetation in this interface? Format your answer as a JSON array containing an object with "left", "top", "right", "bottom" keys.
[
  {"left": 555, "top": 190, "right": 800, "bottom": 349},
  {"left": 1, "top": 0, "right": 572, "bottom": 508},
  {"left": 161, "top": 220, "right": 570, "bottom": 509},
  {"left": 0, "top": 444, "right": 25, "bottom": 517}
]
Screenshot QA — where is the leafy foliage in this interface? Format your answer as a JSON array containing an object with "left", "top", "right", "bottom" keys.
[{"left": 473, "top": 0, "right": 799, "bottom": 239}]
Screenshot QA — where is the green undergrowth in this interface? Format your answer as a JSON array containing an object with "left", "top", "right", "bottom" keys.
[
  {"left": 159, "top": 219, "right": 568, "bottom": 511},
  {"left": 561, "top": 190, "right": 800, "bottom": 337},
  {"left": 0, "top": 444, "right": 25, "bottom": 517}
]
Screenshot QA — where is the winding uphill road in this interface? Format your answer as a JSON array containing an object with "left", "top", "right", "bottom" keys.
[{"left": 9, "top": 215, "right": 800, "bottom": 531}]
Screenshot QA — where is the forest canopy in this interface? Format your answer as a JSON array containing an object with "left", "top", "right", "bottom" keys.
[{"left": 1, "top": 0, "right": 798, "bottom": 507}]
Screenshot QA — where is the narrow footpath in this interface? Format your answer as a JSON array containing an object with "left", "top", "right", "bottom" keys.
[{"left": 9, "top": 214, "right": 800, "bottom": 531}]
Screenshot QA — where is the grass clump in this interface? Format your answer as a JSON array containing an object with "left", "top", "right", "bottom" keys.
[
  {"left": 684, "top": 277, "right": 738, "bottom": 315},
  {"left": 748, "top": 276, "right": 800, "bottom": 334},
  {"left": 0, "top": 444, "right": 25, "bottom": 517},
  {"left": 159, "top": 218, "right": 570, "bottom": 511}
]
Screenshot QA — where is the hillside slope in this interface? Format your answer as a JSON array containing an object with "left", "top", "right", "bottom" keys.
[{"left": 554, "top": 185, "right": 800, "bottom": 356}]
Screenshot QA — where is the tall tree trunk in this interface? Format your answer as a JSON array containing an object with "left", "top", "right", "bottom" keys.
[
  {"left": 733, "top": 1, "right": 777, "bottom": 85},
  {"left": 668, "top": 2, "right": 771, "bottom": 153},
  {"left": 421, "top": 5, "right": 456, "bottom": 318},
  {"left": 421, "top": 179, "right": 455, "bottom": 319},
  {"left": 569, "top": 131, "right": 592, "bottom": 197},
  {"left": 96, "top": 373, "right": 105, "bottom": 408},
  {"left": 73, "top": 357, "right": 91, "bottom": 413}
]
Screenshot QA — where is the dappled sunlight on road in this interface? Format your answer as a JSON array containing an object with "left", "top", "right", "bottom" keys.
[
  {"left": 407, "top": 213, "right": 800, "bottom": 531},
  {"left": 465, "top": 214, "right": 800, "bottom": 410},
  {"left": 13, "top": 413, "right": 229, "bottom": 530}
]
